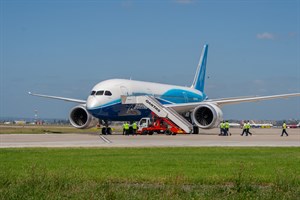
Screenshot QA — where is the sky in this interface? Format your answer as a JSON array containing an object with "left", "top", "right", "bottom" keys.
[{"left": 1, "top": 0, "right": 299, "bottom": 121}]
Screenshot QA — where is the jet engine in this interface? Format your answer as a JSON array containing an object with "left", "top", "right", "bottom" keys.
[
  {"left": 69, "top": 105, "right": 98, "bottom": 129},
  {"left": 191, "top": 103, "right": 223, "bottom": 129}
]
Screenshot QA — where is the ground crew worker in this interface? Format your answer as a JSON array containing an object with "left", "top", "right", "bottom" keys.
[
  {"left": 124, "top": 122, "right": 130, "bottom": 135},
  {"left": 241, "top": 121, "right": 247, "bottom": 136},
  {"left": 281, "top": 121, "right": 288, "bottom": 136},
  {"left": 247, "top": 121, "right": 252, "bottom": 136},
  {"left": 225, "top": 120, "right": 230, "bottom": 136},
  {"left": 132, "top": 122, "right": 137, "bottom": 135},
  {"left": 219, "top": 121, "right": 224, "bottom": 136},
  {"left": 128, "top": 121, "right": 134, "bottom": 135},
  {"left": 122, "top": 122, "right": 126, "bottom": 135}
]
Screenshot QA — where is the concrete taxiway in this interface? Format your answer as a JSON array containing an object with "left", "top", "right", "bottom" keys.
[{"left": 0, "top": 128, "right": 299, "bottom": 148}]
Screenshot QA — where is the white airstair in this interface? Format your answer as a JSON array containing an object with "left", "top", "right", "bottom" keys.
[{"left": 121, "top": 95, "right": 193, "bottom": 133}]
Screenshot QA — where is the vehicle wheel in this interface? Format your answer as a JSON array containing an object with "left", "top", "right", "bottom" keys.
[
  {"left": 148, "top": 131, "right": 153, "bottom": 135},
  {"left": 142, "top": 130, "right": 148, "bottom": 135},
  {"left": 101, "top": 127, "right": 107, "bottom": 135},
  {"left": 165, "top": 130, "right": 171, "bottom": 135}
]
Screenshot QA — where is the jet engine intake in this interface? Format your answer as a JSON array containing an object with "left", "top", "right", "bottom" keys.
[
  {"left": 192, "top": 103, "right": 223, "bottom": 129},
  {"left": 69, "top": 105, "right": 98, "bottom": 129}
]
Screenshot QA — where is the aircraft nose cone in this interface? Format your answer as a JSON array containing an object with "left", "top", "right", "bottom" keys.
[{"left": 86, "top": 96, "right": 98, "bottom": 110}]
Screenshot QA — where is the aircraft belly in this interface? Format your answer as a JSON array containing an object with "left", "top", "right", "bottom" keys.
[{"left": 88, "top": 103, "right": 151, "bottom": 121}]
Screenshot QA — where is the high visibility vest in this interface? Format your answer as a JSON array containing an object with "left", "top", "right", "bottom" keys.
[
  {"left": 247, "top": 123, "right": 251, "bottom": 129},
  {"left": 243, "top": 123, "right": 247, "bottom": 129},
  {"left": 124, "top": 123, "right": 129, "bottom": 130},
  {"left": 225, "top": 122, "right": 229, "bottom": 129},
  {"left": 220, "top": 123, "right": 224, "bottom": 128},
  {"left": 132, "top": 123, "right": 137, "bottom": 129},
  {"left": 283, "top": 123, "right": 287, "bottom": 129}
]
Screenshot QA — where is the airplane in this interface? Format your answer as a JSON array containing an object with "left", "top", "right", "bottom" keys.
[
  {"left": 218, "top": 121, "right": 241, "bottom": 128},
  {"left": 228, "top": 122, "right": 241, "bottom": 128},
  {"left": 249, "top": 120, "right": 273, "bottom": 128},
  {"left": 287, "top": 122, "right": 300, "bottom": 128},
  {"left": 29, "top": 44, "right": 300, "bottom": 134}
]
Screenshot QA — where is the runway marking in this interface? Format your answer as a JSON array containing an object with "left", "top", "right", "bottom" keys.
[{"left": 100, "top": 135, "right": 112, "bottom": 144}]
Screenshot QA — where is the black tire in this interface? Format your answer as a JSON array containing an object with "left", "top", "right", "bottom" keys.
[
  {"left": 165, "top": 129, "right": 172, "bottom": 135},
  {"left": 142, "top": 130, "right": 148, "bottom": 135},
  {"left": 193, "top": 126, "right": 199, "bottom": 134},
  {"left": 101, "top": 127, "right": 107, "bottom": 135},
  {"left": 148, "top": 131, "right": 153, "bottom": 135},
  {"left": 106, "top": 127, "right": 112, "bottom": 135}
]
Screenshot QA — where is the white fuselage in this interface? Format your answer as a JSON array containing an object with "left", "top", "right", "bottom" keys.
[{"left": 86, "top": 79, "right": 206, "bottom": 121}]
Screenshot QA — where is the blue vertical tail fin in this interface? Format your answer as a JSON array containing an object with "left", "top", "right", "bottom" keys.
[{"left": 191, "top": 44, "right": 208, "bottom": 92}]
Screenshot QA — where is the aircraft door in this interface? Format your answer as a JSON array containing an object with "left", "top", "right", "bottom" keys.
[
  {"left": 146, "top": 88, "right": 153, "bottom": 96},
  {"left": 120, "top": 86, "right": 131, "bottom": 96},
  {"left": 183, "top": 92, "right": 188, "bottom": 103}
]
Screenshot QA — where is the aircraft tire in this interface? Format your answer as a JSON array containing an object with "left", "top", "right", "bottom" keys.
[
  {"left": 106, "top": 127, "right": 112, "bottom": 135},
  {"left": 101, "top": 127, "right": 107, "bottom": 135},
  {"left": 192, "top": 126, "right": 199, "bottom": 134}
]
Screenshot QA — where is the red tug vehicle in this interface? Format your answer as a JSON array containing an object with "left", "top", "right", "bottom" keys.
[{"left": 136, "top": 113, "right": 187, "bottom": 135}]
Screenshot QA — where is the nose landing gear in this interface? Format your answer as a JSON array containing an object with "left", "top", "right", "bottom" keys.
[
  {"left": 101, "top": 127, "right": 112, "bottom": 135},
  {"left": 100, "top": 120, "right": 112, "bottom": 135}
]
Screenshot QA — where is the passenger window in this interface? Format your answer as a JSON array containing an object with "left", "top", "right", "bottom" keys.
[
  {"left": 96, "top": 90, "right": 104, "bottom": 95},
  {"left": 90, "top": 91, "right": 96, "bottom": 95},
  {"left": 105, "top": 91, "right": 112, "bottom": 96}
]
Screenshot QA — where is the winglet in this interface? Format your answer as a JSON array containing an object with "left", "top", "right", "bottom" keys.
[{"left": 191, "top": 44, "right": 208, "bottom": 92}]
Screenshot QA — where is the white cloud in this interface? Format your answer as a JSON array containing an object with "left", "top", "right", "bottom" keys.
[{"left": 256, "top": 32, "right": 275, "bottom": 40}]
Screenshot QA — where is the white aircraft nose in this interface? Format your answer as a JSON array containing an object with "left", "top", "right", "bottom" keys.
[{"left": 86, "top": 96, "right": 99, "bottom": 109}]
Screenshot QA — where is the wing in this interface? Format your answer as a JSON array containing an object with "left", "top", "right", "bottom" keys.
[
  {"left": 165, "top": 93, "right": 300, "bottom": 113},
  {"left": 28, "top": 92, "right": 86, "bottom": 104}
]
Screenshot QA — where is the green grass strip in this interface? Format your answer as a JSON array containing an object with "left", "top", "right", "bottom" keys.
[{"left": 0, "top": 147, "right": 299, "bottom": 199}]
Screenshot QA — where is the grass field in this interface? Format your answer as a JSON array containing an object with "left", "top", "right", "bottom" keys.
[{"left": 0, "top": 147, "right": 299, "bottom": 199}]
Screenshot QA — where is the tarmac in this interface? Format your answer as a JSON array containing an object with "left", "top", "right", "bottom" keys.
[{"left": 0, "top": 128, "right": 299, "bottom": 148}]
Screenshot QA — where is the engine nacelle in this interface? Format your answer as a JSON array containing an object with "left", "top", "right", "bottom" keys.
[
  {"left": 69, "top": 105, "right": 98, "bottom": 129},
  {"left": 191, "top": 103, "right": 223, "bottom": 129}
]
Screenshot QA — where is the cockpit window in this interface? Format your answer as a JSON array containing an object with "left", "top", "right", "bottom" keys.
[
  {"left": 96, "top": 90, "right": 104, "bottom": 95},
  {"left": 105, "top": 91, "right": 112, "bottom": 96},
  {"left": 90, "top": 91, "right": 96, "bottom": 95}
]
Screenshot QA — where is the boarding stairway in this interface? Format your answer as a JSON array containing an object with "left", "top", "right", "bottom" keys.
[{"left": 121, "top": 95, "right": 193, "bottom": 133}]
